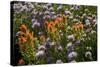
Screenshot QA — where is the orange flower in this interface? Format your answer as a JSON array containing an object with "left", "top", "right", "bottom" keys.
[
  {"left": 73, "top": 23, "right": 84, "bottom": 31},
  {"left": 56, "top": 16, "right": 63, "bottom": 23},
  {"left": 51, "top": 27, "right": 57, "bottom": 33},
  {"left": 18, "top": 59, "right": 25, "bottom": 65},
  {"left": 19, "top": 36, "right": 27, "bottom": 44},
  {"left": 47, "top": 22, "right": 53, "bottom": 32},
  {"left": 27, "top": 30, "right": 34, "bottom": 40},
  {"left": 54, "top": 19, "right": 60, "bottom": 25},
  {"left": 19, "top": 24, "right": 27, "bottom": 32},
  {"left": 79, "top": 23, "right": 84, "bottom": 29},
  {"left": 44, "top": 20, "right": 49, "bottom": 28}
]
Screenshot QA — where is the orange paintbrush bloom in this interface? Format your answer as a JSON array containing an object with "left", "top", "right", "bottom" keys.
[
  {"left": 27, "top": 31, "right": 34, "bottom": 40},
  {"left": 19, "top": 36, "right": 27, "bottom": 44},
  {"left": 19, "top": 24, "right": 27, "bottom": 32},
  {"left": 54, "top": 19, "right": 60, "bottom": 25},
  {"left": 51, "top": 27, "right": 57, "bottom": 33},
  {"left": 56, "top": 16, "right": 63, "bottom": 22},
  {"left": 73, "top": 23, "right": 84, "bottom": 31},
  {"left": 47, "top": 22, "right": 53, "bottom": 32},
  {"left": 79, "top": 23, "right": 84, "bottom": 29},
  {"left": 44, "top": 20, "right": 49, "bottom": 28},
  {"left": 18, "top": 59, "right": 25, "bottom": 65}
]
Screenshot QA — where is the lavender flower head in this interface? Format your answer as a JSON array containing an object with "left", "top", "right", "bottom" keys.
[
  {"left": 35, "top": 50, "right": 45, "bottom": 58},
  {"left": 68, "top": 51, "right": 78, "bottom": 59}
]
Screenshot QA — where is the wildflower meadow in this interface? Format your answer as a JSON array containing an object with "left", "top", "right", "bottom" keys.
[{"left": 11, "top": 1, "right": 97, "bottom": 66}]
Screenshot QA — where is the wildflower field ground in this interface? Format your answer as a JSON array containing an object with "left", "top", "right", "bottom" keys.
[{"left": 11, "top": 1, "right": 97, "bottom": 66}]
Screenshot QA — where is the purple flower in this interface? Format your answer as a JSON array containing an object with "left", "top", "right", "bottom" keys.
[
  {"left": 75, "top": 40, "right": 81, "bottom": 46},
  {"left": 66, "top": 42, "right": 75, "bottom": 53},
  {"left": 32, "top": 20, "right": 40, "bottom": 28},
  {"left": 68, "top": 51, "right": 78, "bottom": 59},
  {"left": 35, "top": 50, "right": 45, "bottom": 58}
]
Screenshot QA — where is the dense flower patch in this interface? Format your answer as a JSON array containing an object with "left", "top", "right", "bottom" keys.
[{"left": 12, "top": 1, "right": 97, "bottom": 65}]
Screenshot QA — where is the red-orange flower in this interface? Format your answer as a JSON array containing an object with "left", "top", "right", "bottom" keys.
[
  {"left": 18, "top": 59, "right": 25, "bottom": 65},
  {"left": 19, "top": 36, "right": 27, "bottom": 44},
  {"left": 56, "top": 16, "right": 63, "bottom": 23},
  {"left": 60, "top": 25, "right": 65, "bottom": 30}
]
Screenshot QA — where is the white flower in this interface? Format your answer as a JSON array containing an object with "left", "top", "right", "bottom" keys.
[
  {"left": 67, "top": 35, "right": 75, "bottom": 41},
  {"left": 50, "top": 41, "right": 55, "bottom": 46},
  {"left": 56, "top": 60, "right": 63, "bottom": 64},
  {"left": 35, "top": 50, "right": 45, "bottom": 58},
  {"left": 52, "top": 15, "right": 57, "bottom": 20},
  {"left": 57, "top": 45, "right": 63, "bottom": 51},
  {"left": 75, "top": 40, "right": 81, "bottom": 45},
  {"left": 66, "top": 42, "right": 73, "bottom": 49},
  {"left": 38, "top": 32, "right": 43, "bottom": 35},
  {"left": 16, "top": 31, "right": 21, "bottom": 36},
  {"left": 43, "top": 5, "right": 48, "bottom": 9},
  {"left": 60, "top": 33, "right": 64, "bottom": 36},
  {"left": 83, "top": 13, "right": 86, "bottom": 17},
  {"left": 38, "top": 45, "right": 46, "bottom": 50},
  {"left": 46, "top": 3, "right": 52, "bottom": 7},
  {"left": 27, "top": 2, "right": 34, "bottom": 8},
  {"left": 85, "top": 19, "right": 90, "bottom": 25},
  {"left": 44, "top": 11, "right": 50, "bottom": 15},
  {"left": 51, "top": 11, "right": 55, "bottom": 15},
  {"left": 46, "top": 37, "right": 51, "bottom": 42},
  {"left": 70, "top": 7, "right": 74, "bottom": 10},
  {"left": 57, "top": 14, "right": 62, "bottom": 17},
  {"left": 86, "top": 47, "right": 92, "bottom": 50},
  {"left": 32, "top": 18, "right": 36, "bottom": 23},
  {"left": 72, "top": 19, "right": 79, "bottom": 22},
  {"left": 49, "top": 7, "right": 54, "bottom": 11},
  {"left": 85, "top": 9, "right": 88, "bottom": 12},
  {"left": 57, "top": 5, "right": 63, "bottom": 10},
  {"left": 68, "top": 51, "right": 78, "bottom": 59},
  {"left": 69, "top": 15, "right": 73, "bottom": 19},
  {"left": 85, "top": 51, "right": 92, "bottom": 60},
  {"left": 65, "top": 10, "right": 71, "bottom": 15},
  {"left": 91, "top": 30, "right": 96, "bottom": 34},
  {"left": 93, "top": 19, "right": 96, "bottom": 23},
  {"left": 44, "top": 15, "right": 51, "bottom": 19}
]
